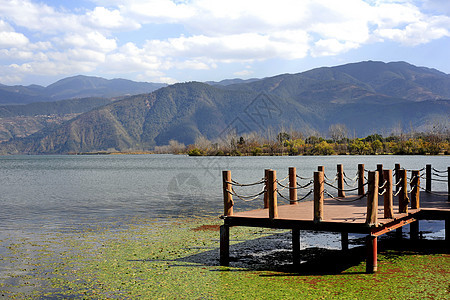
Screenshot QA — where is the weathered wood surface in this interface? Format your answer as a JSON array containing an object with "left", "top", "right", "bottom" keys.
[{"left": 230, "top": 191, "right": 450, "bottom": 225}]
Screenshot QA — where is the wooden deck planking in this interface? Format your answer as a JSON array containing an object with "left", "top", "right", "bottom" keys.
[{"left": 231, "top": 191, "right": 449, "bottom": 226}]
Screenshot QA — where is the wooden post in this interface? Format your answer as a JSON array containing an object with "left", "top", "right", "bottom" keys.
[
  {"left": 366, "top": 235, "right": 378, "bottom": 273},
  {"left": 395, "top": 163, "right": 401, "bottom": 193},
  {"left": 219, "top": 225, "right": 230, "bottom": 266},
  {"left": 366, "top": 171, "right": 378, "bottom": 226},
  {"left": 410, "top": 221, "right": 419, "bottom": 240},
  {"left": 318, "top": 165, "right": 324, "bottom": 173},
  {"left": 268, "top": 169, "right": 278, "bottom": 219},
  {"left": 411, "top": 170, "right": 420, "bottom": 209},
  {"left": 377, "top": 164, "right": 384, "bottom": 194},
  {"left": 264, "top": 169, "right": 270, "bottom": 209},
  {"left": 358, "top": 164, "right": 365, "bottom": 195},
  {"left": 292, "top": 228, "right": 300, "bottom": 266},
  {"left": 289, "top": 167, "right": 297, "bottom": 205},
  {"left": 314, "top": 171, "right": 324, "bottom": 223},
  {"left": 383, "top": 169, "right": 394, "bottom": 219},
  {"left": 399, "top": 169, "right": 409, "bottom": 213},
  {"left": 341, "top": 232, "right": 349, "bottom": 251},
  {"left": 446, "top": 217, "right": 450, "bottom": 246},
  {"left": 426, "top": 164, "right": 431, "bottom": 192},
  {"left": 448, "top": 167, "right": 450, "bottom": 202},
  {"left": 223, "top": 170, "right": 233, "bottom": 216},
  {"left": 337, "top": 164, "right": 345, "bottom": 198}
]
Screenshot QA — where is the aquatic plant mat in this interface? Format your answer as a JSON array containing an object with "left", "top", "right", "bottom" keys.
[{"left": 0, "top": 217, "right": 448, "bottom": 299}]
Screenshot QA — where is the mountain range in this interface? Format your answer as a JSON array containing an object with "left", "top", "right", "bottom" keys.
[
  {"left": 0, "top": 61, "right": 449, "bottom": 154},
  {"left": 0, "top": 75, "right": 166, "bottom": 105}
]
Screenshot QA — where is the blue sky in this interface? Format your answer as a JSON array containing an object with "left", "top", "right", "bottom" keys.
[{"left": 0, "top": 0, "right": 449, "bottom": 86}]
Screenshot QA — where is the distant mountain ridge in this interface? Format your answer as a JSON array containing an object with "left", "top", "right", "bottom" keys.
[
  {"left": 1, "top": 61, "right": 449, "bottom": 154},
  {"left": 0, "top": 75, "right": 167, "bottom": 105}
]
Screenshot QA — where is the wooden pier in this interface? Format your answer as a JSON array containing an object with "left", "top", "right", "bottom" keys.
[{"left": 220, "top": 164, "right": 450, "bottom": 273}]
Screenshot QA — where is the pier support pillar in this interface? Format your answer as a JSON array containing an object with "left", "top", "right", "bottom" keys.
[
  {"left": 220, "top": 225, "right": 230, "bottom": 266},
  {"left": 341, "top": 232, "right": 349, "bottom": 251},
  {"left": 292, "top": 228, "right": 301, "bottom": 266},
  {"left": 366, "top": 235, "right": 378, "bottom": 273},
  {"left": 410, "top": 220, "right": 419, "bottom": 240},
  {"left": 446, "top": 218, "right": 450, "bottom": 247}
]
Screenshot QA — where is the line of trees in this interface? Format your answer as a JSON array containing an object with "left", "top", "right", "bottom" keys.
[{"left": 155, "top": 124, "right": 449, "bottom": 156}]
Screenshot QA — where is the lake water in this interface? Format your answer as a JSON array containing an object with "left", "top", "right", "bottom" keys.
[{"left": 0, "top": 154, "right": 448, "bottom": 236}]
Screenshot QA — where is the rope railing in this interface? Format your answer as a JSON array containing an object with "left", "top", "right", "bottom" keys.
[
  {"left": 432, "top": 172, "right": 448, "bottom": 178},
  {"left": 378, "top": 180, "right": 387, "bottom": 189},
  {"left": 344, "top": 178, "right": 358, "bottom": 187},
  {"left": 324, "top": 190, "right": 368, "bottom": 202},
  {"left": 419, "top": 186, "right": 450, "bottom": 197},
  {"left": 227, "top": 178, "right": 266, "bottom": 187},
  {"left": 276, "top": 179, "right": 313, "bottom": 190},
  {"left": 324, "top": 180, "right": 368, "bottom": 192},
  {"left": 393, "top": 186, "right": 402, "bottom": 197},
  {"left": 394, "top": 178, "right": 402, "bottom": 186},
  {"left": 343, "top": 171, "right": 359, "bottom": 182},
  {"left": 405, "top": 167, "right": 425, "bottom": 172},
  {"left": 432, "top": 167, "right": 448, "bottom": 173},
  {"left": 297, "top": 181, "right": 314, "bottom": 189},
  {"left": 296, "top": 174, "right": 313, "bottom": 180},
  {"left": 277, "top": 175, "right": 289, "bottom": 183},
  {"left": 409, "top": 175, "right": 420, "bottom": 184},
  {"left": 378, "top": 189, "right": 387, "bottom": 196},
  {"left": 277, "top": 189, "right": 313, "bottom": 203},
  {"left": 227, "top": 186, "right": 266, "bottom": 202},
  {"left": 430, "top": 178, "right": 448, "bottom": 182}
]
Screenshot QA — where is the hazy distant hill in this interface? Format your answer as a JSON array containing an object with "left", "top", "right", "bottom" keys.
[
  {"left": 1, "top": 61, "right": 449, "bottom": 154},
  {"left": 0, "top": 97, "right": 114, "bottom": 142},
  {"left": 0, "top": 75, "right": 167, "bottom": 105}
]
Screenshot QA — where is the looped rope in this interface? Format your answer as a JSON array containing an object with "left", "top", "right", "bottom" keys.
[
  {"left": 227, "top": 178, "right": 266, "bottom": 187},
  {"left": 227, "top": 186, "right": 266, "bottom": 202},
  {"left": 378, "top": 189, "right": 387, "bottom": 196},
  {"left": 277, "top": 189, "right": 313, "bottom": 202},
  {"left": 343, "top": 171, "right": 358, "bottom": 182},
  {"left": 419, "top": 186, "right": 450, "bottom": 197},
  {"left": 297, "top": 180, "right": 314, "bottom": 189},
  {"left": 393, "top": 186, "right": 402, "bottom": 197},
  {"left": 432, "top": 167, "right": 448, "bottom": 173},
  {"left": 324, "top": 190, "right": 368, "bottom": 202},
  {"left": 324, "top": 180, "right": 367, "bottom": 192},
  {"left": 296, "top": 174, "right": 313, "bottom": 180},
  {"left": 432, "top": 172, "right": 448, "bottom": 178},
  {"left": 394, "top": 177, "right": 402, "bottom": 186},
  {"left": 378, "top": 180, "right": 387, "bottom": 189}
]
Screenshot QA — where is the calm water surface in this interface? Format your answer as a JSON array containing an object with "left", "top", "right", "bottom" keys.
[{"left": 0, "top": 155, "right": 448, "bottom": 234}]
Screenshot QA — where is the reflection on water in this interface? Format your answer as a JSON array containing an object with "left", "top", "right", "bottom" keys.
[{"left": 0, "top": 154, "right": 448, "bottom": 234}]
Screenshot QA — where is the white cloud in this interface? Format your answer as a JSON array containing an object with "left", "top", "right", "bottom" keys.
[
  {"left": 0, "top": 20, "right": 29, "bottom": 48},
  {"left": 0, "top": 0, "right": 450, "bottom": 84}
]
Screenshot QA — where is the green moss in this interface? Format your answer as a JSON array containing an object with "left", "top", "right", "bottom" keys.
[{"left": 0, "top": 217, "right": 448, "bottom": 299}]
